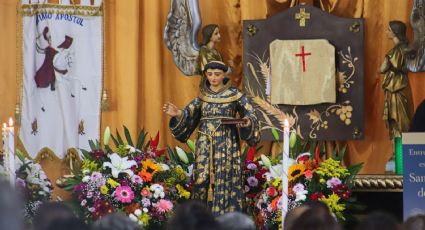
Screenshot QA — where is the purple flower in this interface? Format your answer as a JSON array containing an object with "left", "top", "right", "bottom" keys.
[
  {"left": 131, "top": 175, "right": 144, "bottom": 185},
  {"left": 15, "top": 178, "right": 26, "bottom": 189},
  {"left": 81, "top": 199, "right": 87, "bottom": 206},
  {"left": 292, "top": 183, "right": 305, "bottom": 193},
  {"left": 91, "top": 172, "right": 105, "bottom": 187},
  {"left": 326, "top": 177, "right": 342, "bottom": 188},
  {"left": 247, "top": 163, "right": 258, "bottom": 170},
  {"left": 141, "top": 198, "right": 151, "bottom": 207},
  {"left": 247, "top": 176, "right": 258, "bottom": 187}
]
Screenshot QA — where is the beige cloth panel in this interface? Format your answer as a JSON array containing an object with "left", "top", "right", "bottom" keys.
[{"left": 270, "top": 39, "right": 336, "bottom": 105}]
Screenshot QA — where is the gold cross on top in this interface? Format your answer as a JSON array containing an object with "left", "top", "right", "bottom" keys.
[{"left": 295, "top": 8, "right": 310, "bottom": 27}]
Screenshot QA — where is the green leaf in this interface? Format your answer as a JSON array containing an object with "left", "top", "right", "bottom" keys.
[
  {"left": 167, "top": 147, "right": 177, "bottom": 163},
  {"left": 116, "top": 129, "right": 124, "bottom": 145},
  {"left": 88, "top": 140, "right": 96, "bottom": 150},
  {"left": 241, "top": 146, "right": 249, "bottom": 162},
  {"left": 271, "top": 128, "right": 280, "bottom": 141},
  {"left": 346, "top": 162, "right": 364, "bottom": 188},
  {"left": 110, "top": 134, "right": 119, "bottom": 147},
  {"left": 186, "top": 139, "right": 196, "bottom": 152},
  {"left": 124, "top": 126, "right": 134, "bottom": 146},
  {"left": 136, "top": 128, "right": 147, "bottom": 150},
  {"left": 15, "top": 149, "right": 26, "bottom": 162}
]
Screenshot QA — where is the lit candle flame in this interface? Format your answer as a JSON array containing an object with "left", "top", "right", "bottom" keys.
[
  {"left": 2, "top": 123, "right": 6, "bottom": 129},
  {"left": 284, "top": 119, "right": 289, "bottom": 128},
  {"left": 8, "top": 117, "right": 13, "bottom": 127}
]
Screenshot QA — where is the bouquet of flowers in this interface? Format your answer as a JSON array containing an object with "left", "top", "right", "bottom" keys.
[
  {"left": 244, "top": 139, "right": 362, "bottom": 229},
  {"left": 64, "top": 127, "right": 193, "bottom": 229},
  {"left": 14, "top": 151, "right": 53, "bottom": 220}
]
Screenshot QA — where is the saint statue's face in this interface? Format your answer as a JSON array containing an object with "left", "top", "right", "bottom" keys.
[
  {"left": 206, "top": 68, "right": 225, "bottom": 88},
  {"left": 210, "top": 27, "right": 221, "bottom": 43}
]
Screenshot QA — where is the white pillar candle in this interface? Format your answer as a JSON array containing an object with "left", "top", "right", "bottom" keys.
[
  {"left": 282, "top": 119, "right": 290, "bottom": 228},
  {"left": 7, "top": 118, "right": 15, "bottom": 187}
]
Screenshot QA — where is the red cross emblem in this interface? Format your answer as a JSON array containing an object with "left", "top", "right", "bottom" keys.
[{"left": 295, "top": 46, "right": 311, "bottom": 72}]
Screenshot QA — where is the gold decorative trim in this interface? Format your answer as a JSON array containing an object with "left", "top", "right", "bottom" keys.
[
  {"left": 199, "top": 93, "right": 242, "bottom": 104},
  {"left": 353, "top": 174, "right": 403, "bottom": 192},
  {"left": 21, "top": 3, "right": 103, "bottom": 17},
  {"left": 17, "top": 136, "right": 81, "bottom": 164}
]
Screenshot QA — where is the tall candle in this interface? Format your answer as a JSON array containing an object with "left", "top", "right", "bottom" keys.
[
  {"left": 7, "top": 118, "right": 15, "bottom": 187},
  {"left": 282, "top": 119, "right": 290, "bottom": 228}
]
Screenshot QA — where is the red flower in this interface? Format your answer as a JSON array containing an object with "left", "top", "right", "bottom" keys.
[
  {"left": 266, "top": 187, "right": 277, "bottom": 197},
  {"left": 150, "top": 131, "right": 160, "bottom": 151},
  {"left": 246, "top": 147, "right": 256, "bottom": 162},
  {"left": 311, "top": 192, "right": 324, "bottom": 200}
]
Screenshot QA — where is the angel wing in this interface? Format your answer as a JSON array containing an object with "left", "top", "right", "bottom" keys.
[
  {"left": 407, "top": 0, "right": 425, "bottom": 72},
  {"left": 164, "top": 0, "right": 201, "bottom": 76}
]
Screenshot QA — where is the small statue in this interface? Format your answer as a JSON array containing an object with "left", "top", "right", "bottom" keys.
[
  {"left": 164, "top": 0, "right": 232, "bottom": 76},
  {"left": 163, "top": 61, "right": 260, "bottom": 215},
  {"left": 380, "top": 21, "right": 414, "bottom": 139}
]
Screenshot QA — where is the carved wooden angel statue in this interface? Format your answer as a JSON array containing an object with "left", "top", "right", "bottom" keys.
[
  {"left": 380, "top": 21, "right": 414, "bottom": 139},
  {"left": 164, "top": 0, "right": 232, "bottom": 76},
  {"left": 163, "top": 61, "right": 260, "bottom": 215},
  {"left": 406, "top": 0, "right": 425, "bottom": 72}
]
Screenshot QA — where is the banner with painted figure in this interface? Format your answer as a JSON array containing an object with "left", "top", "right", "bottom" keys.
[{"left": 19, "top": 1, "right": 103, "bottom": 158}]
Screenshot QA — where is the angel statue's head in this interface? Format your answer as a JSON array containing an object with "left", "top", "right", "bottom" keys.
[
  {"left": 201, "top": 24, "right": 221, "bottom": 46},
  {"left": 389, "top": 20, "right": 408, "bottom": 46}
]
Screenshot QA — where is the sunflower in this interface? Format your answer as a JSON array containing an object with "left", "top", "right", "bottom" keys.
[
  {"left": 288, "top": 164, "right": 306, "bottom": 182},
  {"left": 140, "top": 159, "right": 161, "bottom": 175}
]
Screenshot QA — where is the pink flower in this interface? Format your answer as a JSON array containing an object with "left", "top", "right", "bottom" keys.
[
  {"left": 304, "top": 170, "right": 313, "bottom": 179},
  {"left": 326, "top": 177, "right": 342, "bottom": 189},
  {"left": 154, "top": 199, "right": 173, "bottom": 213},
  {"left": 115, "top": 186, "right": 134, "bottom": 203},
  {"left": 141, "top": 188, "right": 151, "bottom": 197}
]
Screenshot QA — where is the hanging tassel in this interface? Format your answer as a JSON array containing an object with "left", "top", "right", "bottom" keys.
[
  {"left": 15, "top": 103, "right": 21, "bottom": 126},
  {"left": 101, "top": 89, "right": 109, "bottom": 111}
]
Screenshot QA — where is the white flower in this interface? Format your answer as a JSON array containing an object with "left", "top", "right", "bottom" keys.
[
  {"left": 129, "top": 214, "right": 138, "bottom": 222},
  {"left": 143, "top": 208, "right": 148, "bottom": 213},
  {"left": 134, "top": 209, "right": 142, "bottom": 216},
  {"left": 175, "top": 146, "right": 189, "bottom": 164},
  {"left": 103, "top": 153, "right": 137, "bottom": 178},
  {"left": 260, "top": 155, "right": 272, "bottom": 169},
  {"left": 185, "top": 164, "right": 193, "bottom": 179},
  {"left": 270, "top": 164, "right": 283, "bottom": 178},
  {"left": 126, "top": 145, "right": 141, "bottom": 154},
  {"left": 103, "top": 126, "right": 111, "bottom": 146},
  {"left": 81, "top": 199, "right": 87, "bottom": 206},
  {"left": 159, "top": 163, "right": 170, "bottom": 171},
  {"left": 82, "top": 176, "right": 90, "bottom": 182}
]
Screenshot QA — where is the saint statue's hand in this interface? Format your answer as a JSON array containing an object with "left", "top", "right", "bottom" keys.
[{"left": 163, "top": 102, "right": 182, "bottom": 118}]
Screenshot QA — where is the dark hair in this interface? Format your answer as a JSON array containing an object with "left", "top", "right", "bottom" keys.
[
  {"left": 289, "top": 201, "right": 340, "bottom": 230},
  {"left": 166, "top": 200, "right": 221, "bottom": 230},
  {"left": 203, "top": 61, "right": 228, "bottom": 74},
  {"left": 355, "top": 211, "right": 400, "bottom": 230},
  {"left": 33, "top": 202, "right": 78, "bottom": 230},
  {"left": 201, "top": 24, "right": 219, "bottom": 46},
  {"left": 91, "top": 213, "right": 143, "bottom": 230},
  {"left": 403, "top": 214, "right": 425, "bottom": 230},
  {"left": 389, "top": 21, "right": 408, "bottom": 47},
  {"left": 0, "top": 180, "right": 23, "bottom": 230}
]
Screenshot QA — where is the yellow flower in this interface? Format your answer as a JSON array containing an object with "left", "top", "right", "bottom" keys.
[
  {"left": 100, "top": 185, "right": 109, "bottom": 194},
  {"left": 140, "top": 213, "right": 151, "bottom": 226},
  {"left": 81, "top": 159, "right": 99, "bottom": 173},
  {"left": 141, "top": 159, "right": 162, "bottom": 175},
  {"left": 107, "top": 178, "right": 120, "bottom": 188},
  {"left": 288, "top": 164, "right": 306, "bottom": 182},
  {"left": 174, "top": 167, "right": 187, "bottom": 181},
  {"left": 176, "top": 184, "right": 190, "bottom": 199},
  {"left": 315, "top": 158, "right": 350, "bottom": 179},
  {"left": 320, "top": 193, "right": 346, "bottom": 220},
  {"left": 272, "top": 178, "right": 281, "bottom": 187}
]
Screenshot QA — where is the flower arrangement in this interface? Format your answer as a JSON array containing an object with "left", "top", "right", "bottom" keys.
[
  {"left": 244, "top": 138, "right": 362, "bottom": 229},
  {"left": 64, "top": 127, "right": 193, "bottom": 229},
  {"left": 14, "top": 151, "right": 53, "bottom": 221}
]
